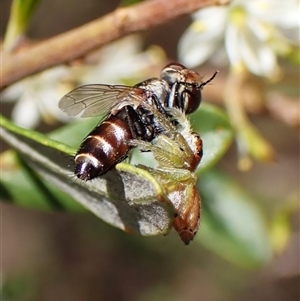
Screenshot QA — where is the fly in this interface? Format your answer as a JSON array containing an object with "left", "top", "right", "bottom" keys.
[{"left": 58, "top": 63, "right": 217, "bottom": 181}]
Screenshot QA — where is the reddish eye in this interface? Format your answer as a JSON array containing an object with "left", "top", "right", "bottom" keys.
[
  {"left": 182, "top": 88, "right": 202, "bottom": 114},
  {"left": 160, "top": 63, "right": 202, "bottom": 114}
]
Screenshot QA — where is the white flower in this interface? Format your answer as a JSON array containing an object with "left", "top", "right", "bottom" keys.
[
  {"left": 1, "top": 66, "right": 75, "bottom": 128},
  {"left": 1, "top": 35, "right": 165, "bottom": 128},
  {"left": 179, "top": 0, "right": 299, "bottom": 77},
  {"left": 80, "top": 35, "right": 165, "bottom": 84}
]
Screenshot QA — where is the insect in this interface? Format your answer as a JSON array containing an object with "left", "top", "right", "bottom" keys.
[
  {"left": 59, "top": 63, "right": 217, "bottom": 181},
  {"left": 59, "top": 63, "right": 217, "bottom": 244},
  {"left": 130, "top": 105, "right": 203, "bottom": 244}
]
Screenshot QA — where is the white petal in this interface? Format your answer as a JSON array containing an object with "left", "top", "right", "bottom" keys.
[
  {"left": 225, "top": 21, "right": 279, "bottom": 77},
  {"left": 12, "top": 94, "right": 40, "bottom": 128},
  {"left": 81, "top": 36, "right": 145, "bottom": 84},
  {"left": 179, "top": 29, "right": 222, "bottom": 67},
  {"left": 1, "top": 80, "right": 28, "bottom": 102},
  {"left": 225, "top": 25, "right": 242, "bottom": 67},
  {"left": 245, "top": 0, "right": 300, "bottom": 28},
  {"left": 192, "top": 6, "right": 228, "bottom": 24},
  {"left": 38, "top": 89, "right": 74, "bottom": 123},
  {"left": 178, "top": 7, "right": 228, "bottom": 67},
  {"left": 247, "top": 17, "right": 270, "bottom": 41},
  {"left": 240, "top": 26, "right": 277, "bottom": 76},
  {"left": 40, "top": 66, "right": 70, "bottom": 83}
]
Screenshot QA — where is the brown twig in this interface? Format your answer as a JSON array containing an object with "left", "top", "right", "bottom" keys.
[{"left": 1, "top": 0, "right": 229, "bottom": 90}]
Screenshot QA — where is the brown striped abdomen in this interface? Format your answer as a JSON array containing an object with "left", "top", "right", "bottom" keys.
[{"left": 74, "top": 115, "right": 132, "bottom": 181}]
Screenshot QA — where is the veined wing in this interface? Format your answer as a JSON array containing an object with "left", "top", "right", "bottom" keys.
[{"left": 58, "top": 84, "right": 146, "bottom": 118}]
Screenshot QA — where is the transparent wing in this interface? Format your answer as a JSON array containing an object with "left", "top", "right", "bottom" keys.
[{"left": 58, "top": 84, "right": 146, "bottom": 118}]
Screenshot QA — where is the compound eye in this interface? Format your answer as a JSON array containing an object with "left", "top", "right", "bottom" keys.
[
  {"left": 160, "top": 63, "right": 186, "bottom": 85},
  {"left": 182, "top": 88, "right": 201, "bottom": 114}
]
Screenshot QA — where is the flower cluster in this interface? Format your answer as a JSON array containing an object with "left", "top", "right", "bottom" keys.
[{"left": 179, "top": 0, "right": 299, "bottom": 77}]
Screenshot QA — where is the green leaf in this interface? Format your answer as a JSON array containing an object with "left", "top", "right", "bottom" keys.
[
  {"left": 197, "top": 169, "right": 272, "bottom": 268},
  {"left": 49, "top": 117, "right": 101, "bottom": 149},
  {"left": 1, "top": 151, "right": 83, "bottom": 211},
  {"left": 191, "top": 103, "right": 233, "bottom": 173},
  {"left": 0, "top": 103, "right": 233, "bottom": 240},
  {"left": 0, "top": 114, "right": 175, "bottom": 237},
  {"left": 4, "top": 0, "right": 41, "bottom": 51}
]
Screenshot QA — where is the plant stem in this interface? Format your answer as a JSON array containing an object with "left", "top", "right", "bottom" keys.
[{"left": 1, "top": 0, "right": 230, "bottom": 90}]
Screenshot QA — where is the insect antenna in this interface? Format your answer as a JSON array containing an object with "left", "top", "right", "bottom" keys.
[{"left": 199, "top": 70, "right": 219, "bottom": 89}]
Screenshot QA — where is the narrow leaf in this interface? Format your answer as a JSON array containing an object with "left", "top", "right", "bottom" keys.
[
  {"left": 0, "top": 115, "right": 175, "bottom": 237},
  {"left": 197, "top": 169, "right": 271, "bottom": 268},
  {"left": 191, "top": 103, "right": 233, "bottom": 173},
  {"left": 4, "top": 0, "right": 41, "bottom": 51}
]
